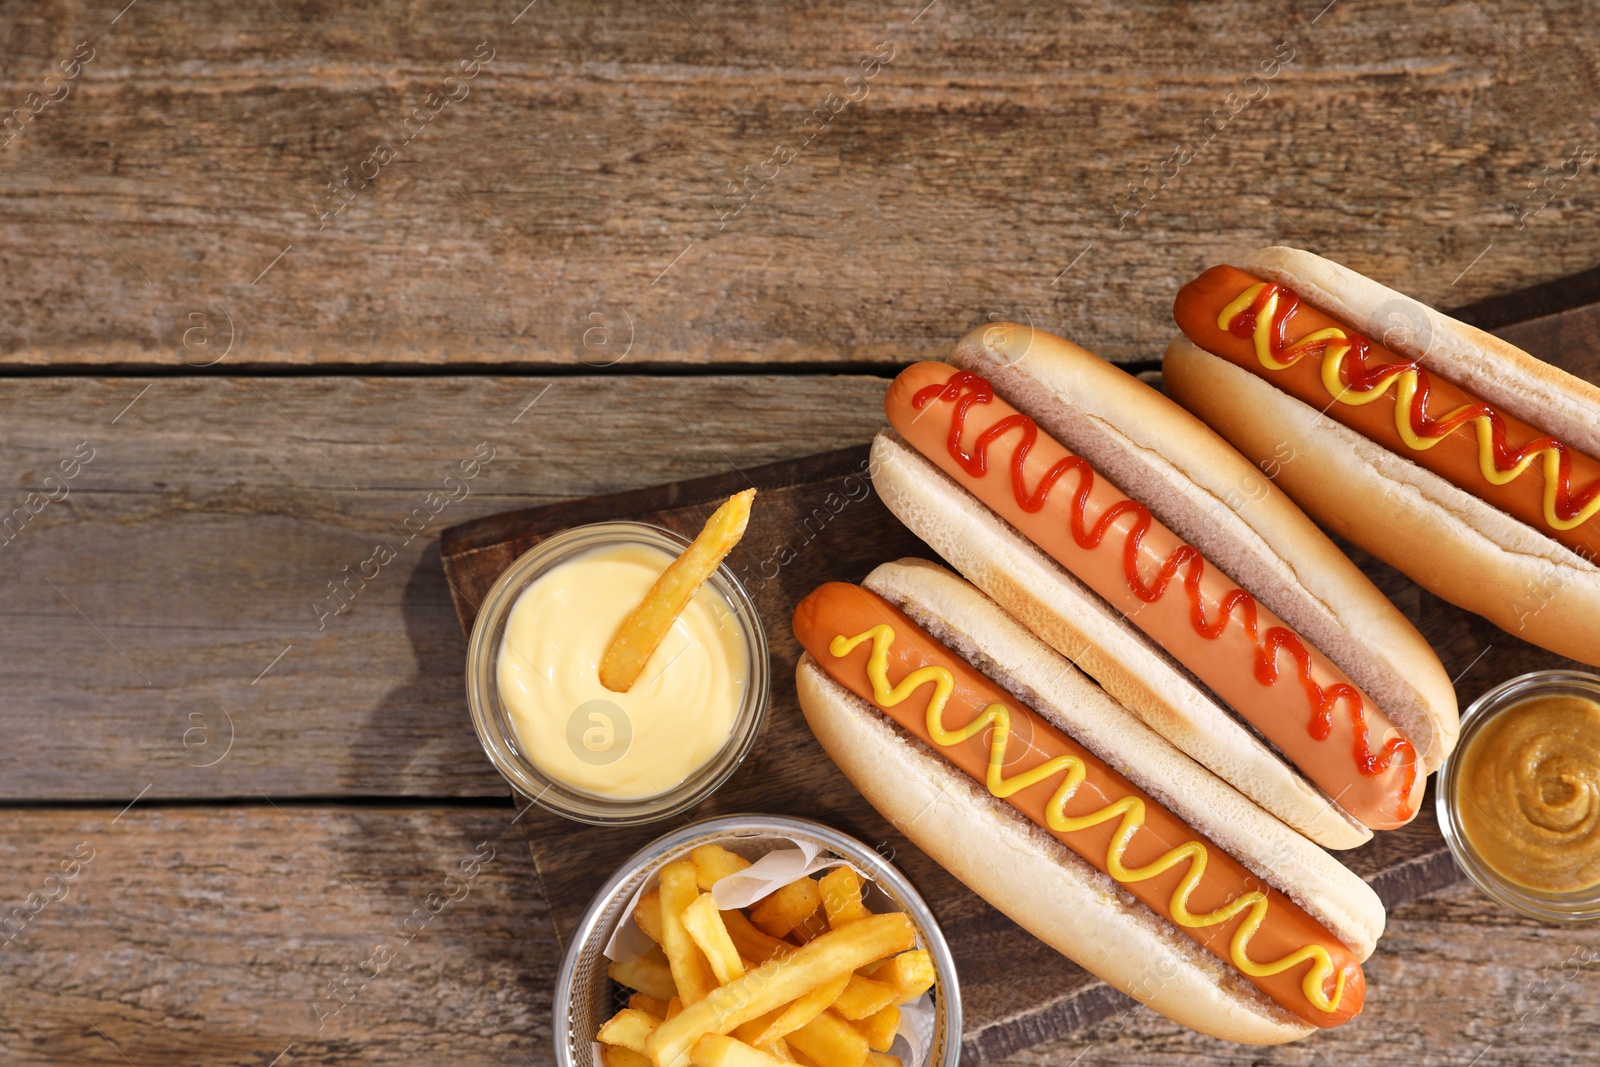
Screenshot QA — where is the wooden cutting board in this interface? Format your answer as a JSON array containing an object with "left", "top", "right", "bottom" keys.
[{"left": 438, "top": 277, "right": 1600, "bottom": 1063}]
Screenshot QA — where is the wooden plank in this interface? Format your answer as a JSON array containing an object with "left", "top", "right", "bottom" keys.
[
  {"left": 1008, "top": 881, "right": 1600, "bottom": 1066},
  {"left": 2, "top": 806, "right": 1592, "bottom": 1066},
  {"left": 0, "top": 804, "right": 554, "bottom": 1066},
  {"left": 445, "top": 444, "right": 1594, "bottom": 1060},
  {"left": 2, "top": 1, "right": 1599, "bottom": 367},
  {"left": 1452, "top": 261, "right": 1600, "bottom": 380},
  {"left": 0, "top": 375, "right": 888, "bottom": 800}
]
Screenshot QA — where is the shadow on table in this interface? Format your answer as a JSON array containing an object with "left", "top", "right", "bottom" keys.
[
  {"left": 338, "top": 542, "right": 487, "bottom": 795},
  {"left": 324, "top": 543, "right": 556, "bottom": 1060}
]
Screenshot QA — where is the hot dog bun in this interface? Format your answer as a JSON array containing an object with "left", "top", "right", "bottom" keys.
[
  {"left": 794, "top": 558, "right": 1386, "bottom": 1045},
  {"left": 870, "top": 325, "right": 1457, "bottom": 847},
  {"left": 1164, "top": 247, "right": 1600, "bottom": 666}
]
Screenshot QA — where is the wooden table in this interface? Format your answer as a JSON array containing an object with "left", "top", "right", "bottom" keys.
[{"left": 2, "top": 1, "right": 1598, "bottom": 1063}]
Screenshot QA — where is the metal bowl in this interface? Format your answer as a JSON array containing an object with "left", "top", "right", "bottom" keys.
[{"left": 554, "top": 813, "right": 962, "bottom": 1067}]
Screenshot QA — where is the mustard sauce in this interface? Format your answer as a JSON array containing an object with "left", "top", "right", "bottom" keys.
[{"left": 1457, "top": 694, "right": 1600, "bottom": 893}]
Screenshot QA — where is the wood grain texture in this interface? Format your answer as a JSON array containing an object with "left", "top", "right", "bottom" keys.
[
  {"left": 3, "top": 805, "right": 1591, "bottom": 1067},
  {"left": 2, "top": 2, "right": 1599, "bottom": 1063},
  {"left": 0, "top": 374, "right": 888, "bottom": 800},
  {"left": 999, "top": 881, "right": 1600, "bottom": 1067},
  {"left": 0, "top": 804, "right": 553, "bottom": 1066},
  {"left": 2, "top": 0, "right": 1599, "bottom": 368}
]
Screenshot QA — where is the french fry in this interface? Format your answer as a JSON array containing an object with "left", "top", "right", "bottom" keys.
[
  {"left": 635, "top": 888, "right": 665, "bottom": 944},
  {"left": 644, "top": 913, "right": 916, "bottom": 1067},
  {"left": 602, "top": 1046, "right": 655, "bottom": 1067},
  {"left": 689, "top": 1035, "right": 787, "bottom": 1067},
  {"left": 682, "top": 893, "right": 745, "bottom": 985},
  {"left": 818, "top": 867, "right": 872, "bottom": 929},
  {"left": 865, "top": 950, "right": 935, "bottom": 1006},
  {"left": 831, "top": 973, "right": 897, "bottom": 1021},
  {"left": 609, "top": 947, "right": 678, "bottom": 1001},
  {"left": 691, "top": 845, "right": 752, "bottom": 890},
  {"left": 865, "top": 1053, "right": 903, "bottom": 1067},
  {"left": 749, "top": 878, "right": 822, "bottom": 938},
  {"left": 788, "top": 905, "right": 831, "bottom": 945},
  {"left": 731, "top": 1007, "right": 782, "bottom": 1048},
  {"left": 745, "top": 972, "right": 849, "bottom": 1046},
  {"left": 660, "top": 861, "right": 720, "bottom": 1005},
  {"left": 721, "top": 909, "right": 793, "bottom": 963},
  {"left": 667, "top": 998, "right": 684, "bottom": 1020},
  {"left": 598, "top": 1008, "right": 663, "bottom": 1054},
  {"left": 762, "top": 1037, "right": 794, "bottom": 1062},
  {"left": 630, "top": 993, "right": 671, "bottom": 1017},
  {"left": 599, "top": 489, "right": 755, "bottom": 693},
  {"left": 854, "top": 1005, "right": 900, "bottom": 1053},
  {"left": 788, "top": 1011, "right": 869, "bottom": 1067}
]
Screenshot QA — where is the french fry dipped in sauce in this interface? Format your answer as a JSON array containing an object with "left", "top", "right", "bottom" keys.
[
  {"left": 601, "top": 489, "right": 756, "bottom": 693},
  {"left": 495, "top": 489, "right": 757, "bottom": 799}
]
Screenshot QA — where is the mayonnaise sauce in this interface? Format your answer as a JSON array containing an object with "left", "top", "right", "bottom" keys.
[{"left": 497, "top": 542, "right": 747, "bottom": 799}]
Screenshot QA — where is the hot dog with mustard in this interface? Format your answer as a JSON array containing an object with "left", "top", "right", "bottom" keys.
[{"left": 793, "top": 559, "right": 1386, "bottom": 1044}]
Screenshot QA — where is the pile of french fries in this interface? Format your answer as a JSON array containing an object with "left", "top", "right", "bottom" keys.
[{"left": 599, "top": 844, "right": 936, "bottom": 1067}]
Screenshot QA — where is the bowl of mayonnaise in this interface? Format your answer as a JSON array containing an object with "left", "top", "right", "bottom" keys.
[{"left": 466, "top": 520, "right": 770, "bottom": 825}]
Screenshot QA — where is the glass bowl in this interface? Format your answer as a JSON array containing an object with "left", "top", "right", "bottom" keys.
[
  {"left": 1437, "top": 669, "right": 1600, "bottom": 924},
  {"left": 465, "top": 521, "right": 769, "bottom": 825},
  {"left": 553, "top": 813, "right": 963, "bottom": 1067}
]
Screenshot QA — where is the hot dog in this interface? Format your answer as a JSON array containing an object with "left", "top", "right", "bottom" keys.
[
  {"left": 1166, "top": 246, "right": 1600, "bottom": 667},
  {"left": 887, "top": 362, "right": 1414, "bottom": 830},
  {"left": 1175, "top": 263, "right": 1600, "bottom": 560},
  {"left": 868, "top": 327, "right": 1458, "bottom": 848},
  {"left": 792, "top": 559, "right": 1386, "bottom": 1044}
]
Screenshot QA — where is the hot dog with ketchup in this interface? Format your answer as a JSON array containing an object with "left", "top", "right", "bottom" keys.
[
  {"left": 887, "top": 361, "right": 1415, "bottom": 831},
  {"left": 793, "top": 560, "right": 1386, "bottom": 1044},
  {"left": 868, "top": 326, "right": 1457, "bottom": 848},
  {"left": 1166, "top": 246, "right": 1600, "bottom": 667}
]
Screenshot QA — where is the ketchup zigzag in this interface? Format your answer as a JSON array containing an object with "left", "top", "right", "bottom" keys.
[
  {"left": 829, "top": 621, "right": 1347, "bottom": 1013},
  {"left": 911, "top": 370, "right": 1417, "bottom": 816},
  {"left": 1220, "top": 282, "right": 1600, "bottom": 531}
]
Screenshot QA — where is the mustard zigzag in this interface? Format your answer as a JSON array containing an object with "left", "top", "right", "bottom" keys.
[
  {"left": 829, "top": 623, "right": 1345, "bottom": 1014},
  {"left": 1220, "top": 283, "right": 1600, "bottom": 531}
]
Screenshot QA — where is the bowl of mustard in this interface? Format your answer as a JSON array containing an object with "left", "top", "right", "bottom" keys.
[{"left": 1438, "top": 669, "right": 1600, "bottom": 923}]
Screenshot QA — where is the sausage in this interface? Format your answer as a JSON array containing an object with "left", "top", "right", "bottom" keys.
[
  {"left": 1174, "top": 264, "right": 1600, "bottom": 562},
  {"left": 884, "top": 361, "right": 1420, "bottom": 830},
  {"left": 792, "top": 581, "right": 1367, "bottom": 1028}
]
